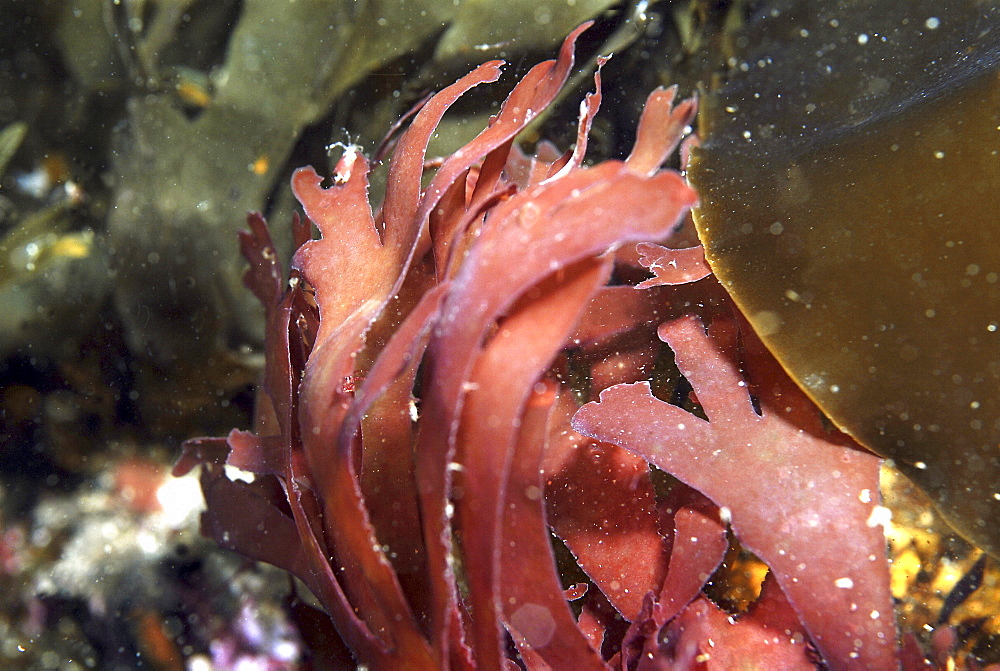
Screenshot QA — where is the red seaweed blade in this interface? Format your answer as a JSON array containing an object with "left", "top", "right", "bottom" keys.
[
  {"left": 174, "top": 22, "right": 899, "bottom": 670},
  {"left": 573, "top": 315, "right": 897, "bottom": 669}
]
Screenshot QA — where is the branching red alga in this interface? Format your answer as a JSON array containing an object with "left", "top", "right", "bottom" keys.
[{"left": 175, "top": 25, "right": 898, "bottom": 670}]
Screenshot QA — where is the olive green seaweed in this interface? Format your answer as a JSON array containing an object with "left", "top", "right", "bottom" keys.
[{"left": 0, "top": 121, "right": 27, "bottom": 178}]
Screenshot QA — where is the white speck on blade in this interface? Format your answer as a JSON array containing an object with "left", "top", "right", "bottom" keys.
[{"left": 867, "top": 505, "right": 892, "bottom": 528}]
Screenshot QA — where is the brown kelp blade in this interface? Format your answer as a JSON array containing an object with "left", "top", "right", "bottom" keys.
[{"left": 689, "top": 0, "right": 1000, "bottom": 556}]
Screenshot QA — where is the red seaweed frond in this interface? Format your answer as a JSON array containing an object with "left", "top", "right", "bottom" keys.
[{"left": 176, "top": 24, "right": 899, "bottom": 670}]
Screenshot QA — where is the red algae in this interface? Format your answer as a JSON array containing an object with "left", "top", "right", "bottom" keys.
[{"left": 177, "top": 26, "right": 901, "bottom": 669}]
